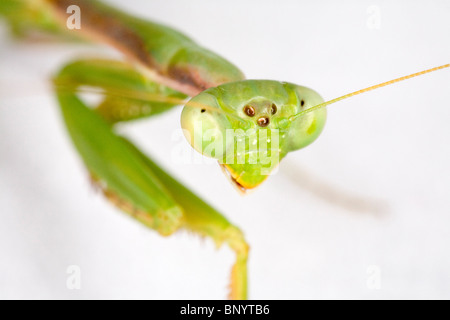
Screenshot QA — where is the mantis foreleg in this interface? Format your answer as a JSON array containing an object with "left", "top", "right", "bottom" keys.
[{"left": 54, "top": 58, "right": 249, "bottom": 299}]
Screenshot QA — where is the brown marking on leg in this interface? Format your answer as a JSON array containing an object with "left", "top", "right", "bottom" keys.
[
  {"left": 91, "top": 177, "right": 155, "bottom": 226},
  {"left": 48, "top": 0, "right": 157, "bottom": 69},
  {"left": 46, "top": 0, "right": 206, "bottom": 96},
  {"left": 167, "top": 66, "right": 209, "bottom": 92}
]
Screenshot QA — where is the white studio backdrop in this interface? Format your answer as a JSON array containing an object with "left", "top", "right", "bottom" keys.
[{"left": 0, "top": 0, "right": 449, "bottom": 299}]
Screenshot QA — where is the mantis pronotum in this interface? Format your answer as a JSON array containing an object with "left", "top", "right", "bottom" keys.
[{"left": 1, "top": 0, "right": 448, "bottom": 299}]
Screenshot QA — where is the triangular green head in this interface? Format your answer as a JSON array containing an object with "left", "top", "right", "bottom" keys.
[{"left": 181, "top": 80, "right": 326, "bottom": 192}]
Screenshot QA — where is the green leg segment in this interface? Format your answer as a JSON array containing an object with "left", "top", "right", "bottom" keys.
[
  {"left": 55, "top": 59, "right": 187, "bottom": 123},
  {"left": 0, "top": 0, "right": 69, "bottom": 37},
  {"left": 123, "top": 139, "right": 249, "bottom": 299},
  {"left": 54, "top": 58, "right": 249, "bottom": 299}
]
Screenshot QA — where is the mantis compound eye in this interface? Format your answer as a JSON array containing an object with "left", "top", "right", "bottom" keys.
[
  {"left": 181, "top": 91, "right": 233, "bottom": 160},
  {"left": 284, "top": 85, "right": 327, "bottom": 152}
]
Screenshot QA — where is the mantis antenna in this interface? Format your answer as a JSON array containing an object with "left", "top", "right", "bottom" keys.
[{"left": 290, "top": 63, "right": 450, "bottom": 121}]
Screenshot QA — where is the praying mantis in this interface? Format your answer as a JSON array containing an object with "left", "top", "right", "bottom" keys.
[{"left": 1, "top": 0, "right": 449, "bottom": 299}]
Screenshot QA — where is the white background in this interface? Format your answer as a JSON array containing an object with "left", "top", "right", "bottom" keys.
[{"left": 0, "top": 0, "right": 449, "bottom": 299}]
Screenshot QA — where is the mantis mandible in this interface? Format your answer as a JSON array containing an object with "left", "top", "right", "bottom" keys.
[{"left": 1, "top": 0, "right": 448, "bottom": 300}]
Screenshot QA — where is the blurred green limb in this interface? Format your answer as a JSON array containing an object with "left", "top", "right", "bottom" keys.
[
  {"left": 0, "top": 0, "right": 68, "bottom": 37},
  {"left": 54, "top": 59, "right": 249, "bottom": 299}
]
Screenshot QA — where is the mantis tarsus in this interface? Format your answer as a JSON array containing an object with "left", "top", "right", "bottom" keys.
[{"left": 0, "top": 0, "right": 448, "bottom": 299}]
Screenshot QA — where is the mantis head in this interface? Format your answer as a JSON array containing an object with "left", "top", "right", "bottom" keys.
[
  {"left": 181, "top": 64, "right": 449, "bottom": 192},
  {"left": 181, "top": 80, "right": 327, "bottom": 192}
]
